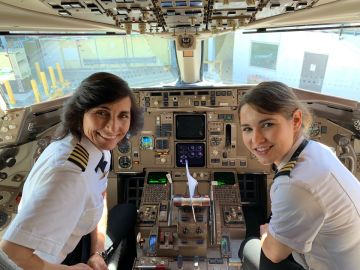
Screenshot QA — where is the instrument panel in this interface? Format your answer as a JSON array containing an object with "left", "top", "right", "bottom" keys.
[
  {"left": 113, "top": 87, "right": 357, "bottom": 175},
  {"left": 114, "top": 87, "right": 265, "bottom": 174}
]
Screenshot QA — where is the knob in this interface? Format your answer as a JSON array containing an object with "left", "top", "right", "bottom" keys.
[
  {"left": 5, "top": 157, "right": 16, "bottom": 168},
  {"left": 0, "top": 172, "right": 7, "bottom": 180},
  {"left": 12, "top": 174, "right": 22, "bottom": 182},
  {"left": 6, "top": 157, "right": 16, "bottom": 167}
]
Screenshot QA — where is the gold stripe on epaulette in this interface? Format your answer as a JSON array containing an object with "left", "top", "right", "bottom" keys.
[
  {"left": 72, "top": 149, "right": 88, "bottom": 165},
  {"left": 281, "top": 162, "right": 296, "bottom": 170},
  {"left": 277, "top": 167, "right": 292, "bottom": 173},
  {"left": 75, "top": 144, "right": 89, "bottom": 158},
  {"left": 67, "top": 143, "right": 89, "bottom": 171},
  {"left": 275, "top": 160, "right": 297, "bottom": 177}
]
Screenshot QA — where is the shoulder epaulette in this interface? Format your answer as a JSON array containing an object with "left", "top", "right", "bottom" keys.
[
  {"left": 67, "top": 143, "right": 89, "bottom": 172},
  {"left": 273, "top": 139, "right": 309, "bottom": 179},
  {"left": 274, "top": 160, "right": 297, "bottom": 178}
]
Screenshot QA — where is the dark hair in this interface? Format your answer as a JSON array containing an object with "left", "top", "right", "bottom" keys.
[
  {"left": 56, "top": 72, "right": 143, "bottom": 140},
  {"left": 238, "top": 81, "right": 312, "bottom": 134}
]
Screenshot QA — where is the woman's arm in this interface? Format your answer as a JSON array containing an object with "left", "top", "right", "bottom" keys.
[
  {"left": 264, "top": 184, "right": 325, "bottom": 263},
  {"left": 0, "top": 240, "right": 92, "bottom": 270},
  {"left": 87, "top": 192, "right": 108, "bottom": 270},
  {"left": 260, "top": 223, "right": 293, "bottom": 263}
]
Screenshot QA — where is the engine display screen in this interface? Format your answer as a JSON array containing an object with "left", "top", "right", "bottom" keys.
[
  {"left": 176, "top": 143, "right": 205, "bottom": 167},
  {"left": 147, "top": 172, "right": 168, "bottom": 184},
  {"left": 176, "top": 114, "right": 205, "bottom": 140},
  {"left": 213, "top": 172, "right": 236, "bottom": 185}
]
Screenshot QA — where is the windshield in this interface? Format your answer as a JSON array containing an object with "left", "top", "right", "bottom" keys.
[
  {"left": 1, "top": 27, "right": 360, "bottom": 109},
  {"left": 0, "top": 34, "right": 178, "bottom": 109},
  {"left": 203, "top": 28, "right": 360, "bottom": 102}
]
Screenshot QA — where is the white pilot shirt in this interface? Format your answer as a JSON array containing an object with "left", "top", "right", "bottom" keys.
[
  {"left": 3, "top": 134, "right": 111, "bottom": 263},
  {"left": 269, "top": 136, "right": 360, "bottom": 270}
]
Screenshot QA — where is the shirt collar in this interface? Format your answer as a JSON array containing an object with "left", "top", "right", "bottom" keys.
[
  {"left": 79, "top": 136, "right": 108, "bottom": 165},
  {"left": 277, "top": 135, "right": 305, "bottom": 170}
]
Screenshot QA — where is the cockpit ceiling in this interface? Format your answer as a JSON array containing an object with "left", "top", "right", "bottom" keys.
[{"left": 0, "top": 0, "right": 359, "bottom": 35}]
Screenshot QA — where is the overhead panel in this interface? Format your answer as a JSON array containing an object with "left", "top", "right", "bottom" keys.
[{"left": 34, "top": 0, "right": 322, "bottom": 34}]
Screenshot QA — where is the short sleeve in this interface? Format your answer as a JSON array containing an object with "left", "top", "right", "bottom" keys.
[
  {"left": 268, "top": 182, "right": 325, "bottom": 253},
  {"left": 3, "top": 166, "right": 87, "bottom": 257}
]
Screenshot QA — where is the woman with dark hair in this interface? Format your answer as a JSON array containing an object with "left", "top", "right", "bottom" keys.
[
  {"left": 238, "top": 81, "right": 360, "bottom": 270},
  {"left": 0, "top": 72, "right": 143, "bottom": 270}
]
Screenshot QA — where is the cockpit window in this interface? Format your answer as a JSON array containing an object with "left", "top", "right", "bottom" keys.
[
  {"left": 0, "top": 34, "right": 178, "bottom": 109},
  {"left": 203, "top": 28, "right": 360, "bottom": 102},
  {"left": 1, "top": 27, "right": 360, "bottom": 109}
]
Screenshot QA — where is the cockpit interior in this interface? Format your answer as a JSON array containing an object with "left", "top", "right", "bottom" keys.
[{"left": 0, "top": 0, "right": 360, "bottom": 269}]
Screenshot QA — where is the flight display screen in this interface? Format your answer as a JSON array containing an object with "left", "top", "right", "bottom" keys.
[
  {"left": 213, "top": 172, "right": 236, "bottom": 185},
  {"left": 140, "top": 136, "right": 154, "bottom": 150},
  {"left": 147, "top": 172, "right": 168, "bottom": 184},
  {"left": 176, "top": 114, "right": 205, "bottom": 140},
  {"left": 176, "top": 143, "right": 205, "bottom": 167}
]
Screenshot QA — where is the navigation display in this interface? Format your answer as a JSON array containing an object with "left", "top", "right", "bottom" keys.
[
  {"left": 176, "top": 114, "right": 205, "bottom": 140},
  {"left": 176, "top": 143, "right": 205, "bottom": 167}
]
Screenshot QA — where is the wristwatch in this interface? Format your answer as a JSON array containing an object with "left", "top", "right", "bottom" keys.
[{"left": 92, "top": 250, "right": 107, "bottom": 260}]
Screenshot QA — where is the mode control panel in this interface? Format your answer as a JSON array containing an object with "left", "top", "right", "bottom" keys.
[{"left": 139, "top": 88, "right": 238, "bottom": 109}]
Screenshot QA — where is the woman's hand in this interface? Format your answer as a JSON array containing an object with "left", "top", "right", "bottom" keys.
[
  {"left": 87, "top": 254, "right": 108, "bottom": 270},
  {"left": 260, "top": 223, "right": 269, "bottom": 237}
]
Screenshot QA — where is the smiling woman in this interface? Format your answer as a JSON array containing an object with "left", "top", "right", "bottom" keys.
[
  {"left": 0, "top": 72, "right": 144, "bottom": 270},
  {"left": 238, "top": 81, "right": 360, "bottom": 270},
  {"left": 56, "top": 72, "right": 143, "bottom": 143},
  {"left": 238, "top": 81, "right": 312, "bottom": 166},
  {"left": 83, "top": 97, "right": 132, "bottom": 151}
]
